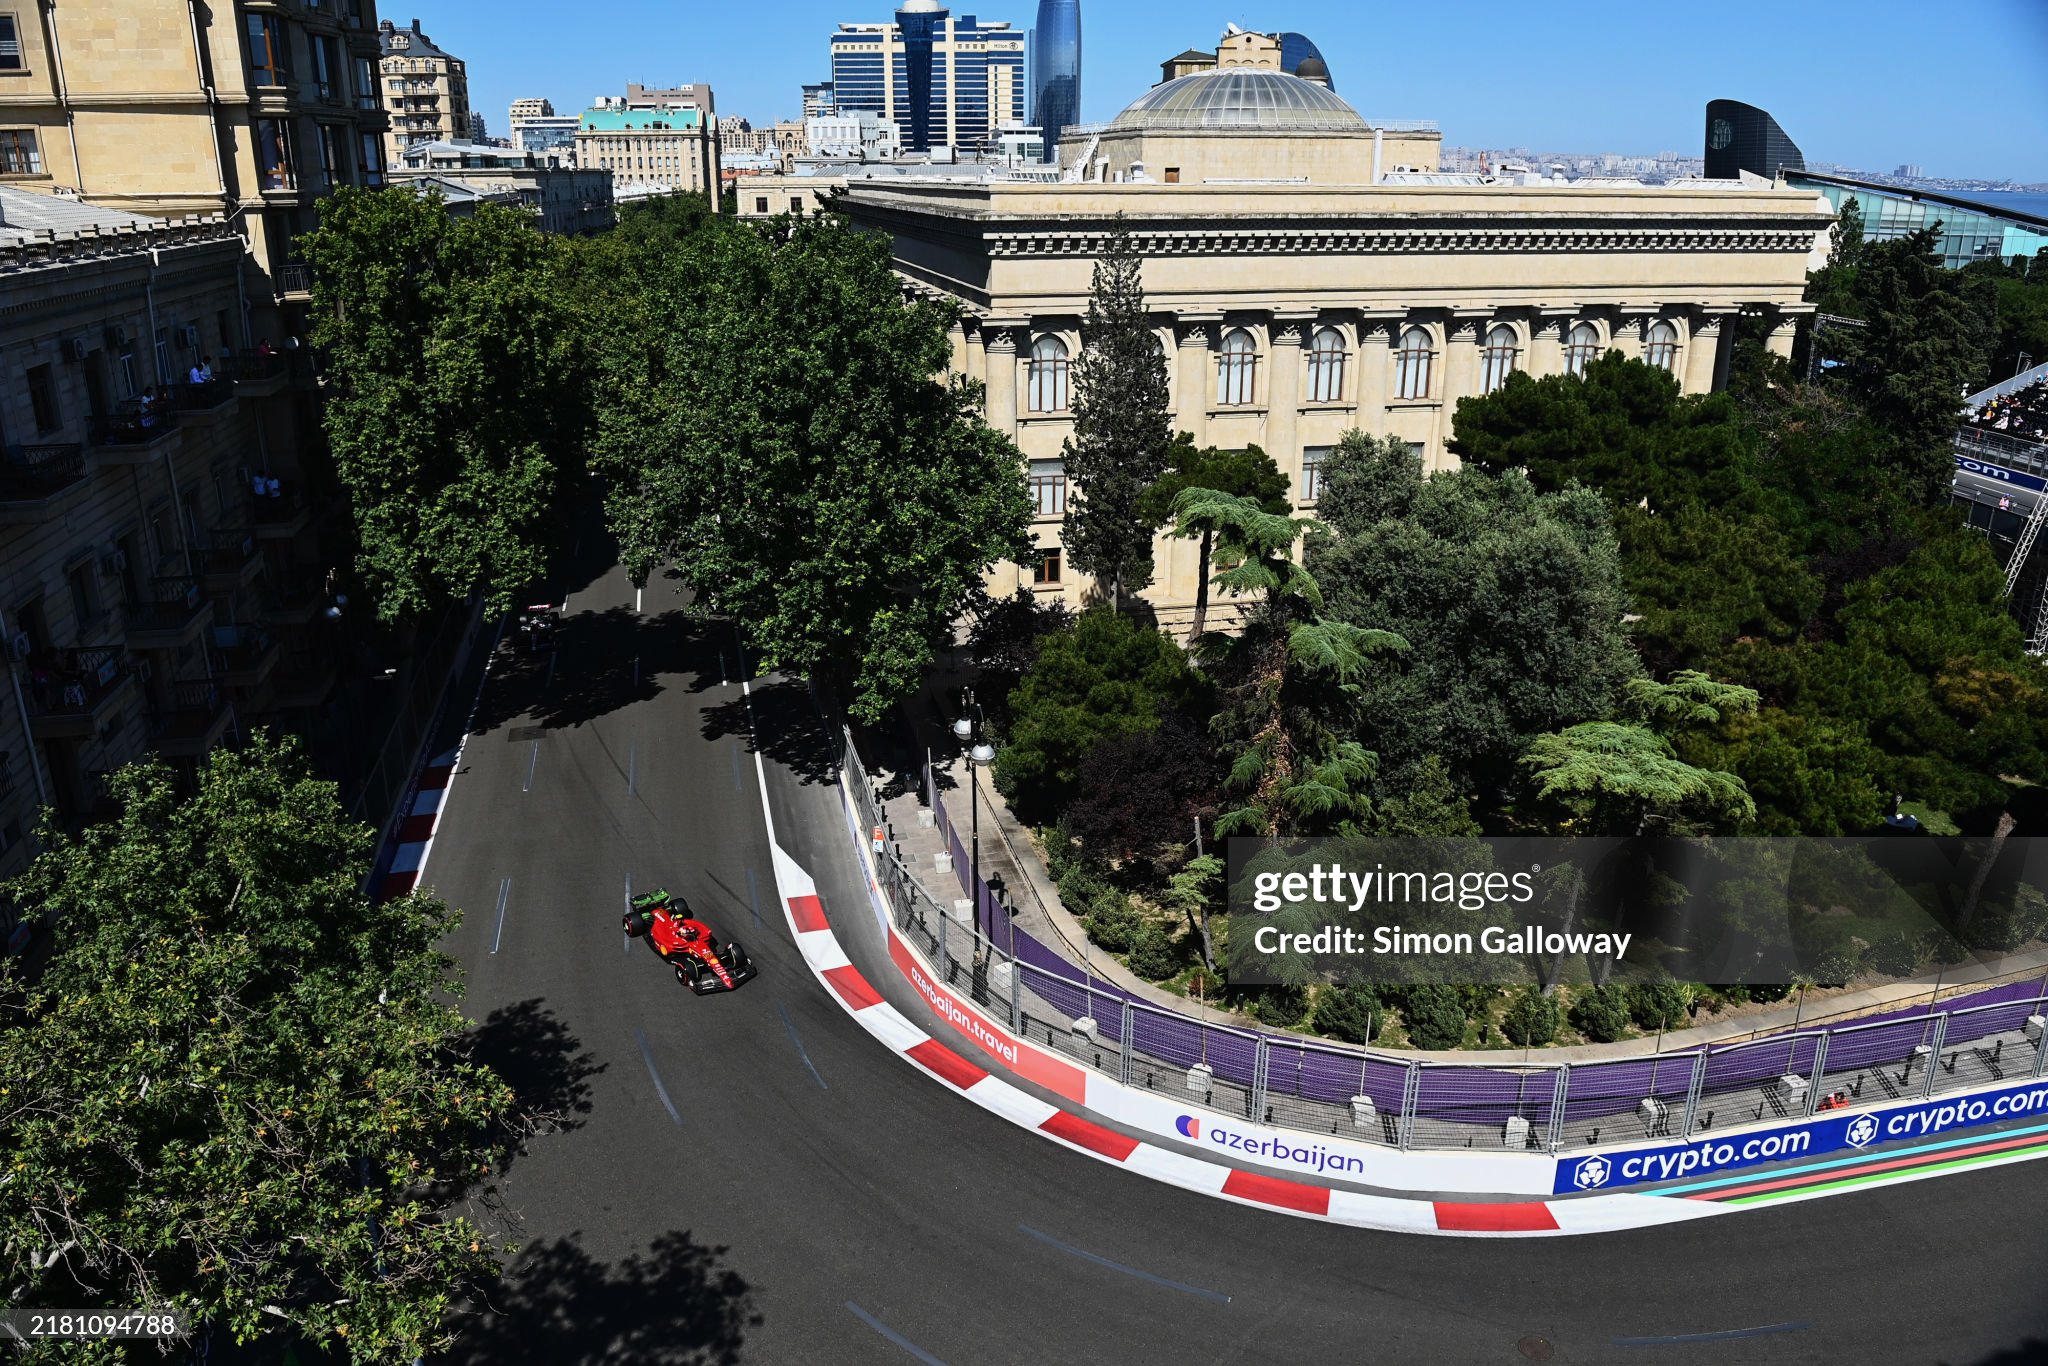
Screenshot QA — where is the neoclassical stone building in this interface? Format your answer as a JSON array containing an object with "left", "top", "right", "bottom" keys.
[{"left": 837, "top": 45, "right": 1834, "bottom": 622}]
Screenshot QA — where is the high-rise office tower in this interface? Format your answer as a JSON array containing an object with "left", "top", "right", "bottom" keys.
[
  {"left": 1032, "top": 0, "right": 1080, "bottom": 161},
  {"left": 830, "top": 5, "right": 1026, "bottom": 154}
]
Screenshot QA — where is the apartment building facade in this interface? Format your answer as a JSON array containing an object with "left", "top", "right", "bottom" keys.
[
  {"left": 0, "top": 0, "right": 389, "bottom": 352},
  {"left": 377, "top": 18, "right": 471, "bottom": 169},
  {"left": 0, "top": 190, "right": 342, "bottom": 887},
  {"left": 576, "top": 84, "right": 722, "bottom": 207}
]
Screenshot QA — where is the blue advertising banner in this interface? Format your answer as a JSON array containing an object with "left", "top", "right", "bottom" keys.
[
  {"left": 1552, "top": 1076, "right": 2048, "bottom": 1195},
  {"left": 1955, "top": 454, "right": 2048, "bottom": 492}
]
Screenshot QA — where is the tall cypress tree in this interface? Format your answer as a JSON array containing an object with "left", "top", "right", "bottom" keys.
[{"left": 1061, "top": 216, "right": 1172, "bottom": 611}]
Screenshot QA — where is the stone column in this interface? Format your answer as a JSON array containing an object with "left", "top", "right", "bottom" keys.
[
  {"left": 1528, "top": 309, "right": 1573, "bottom": 378},
  {"left": 1437, "top": 313, "right": 1487, "bottom": 463},
  {"left": 1684, "top": 311, "right": 1727, "bottom": 395},
  {"left": 949, "top": 318, "right": 972, "bottom": 378},
  {"left": 1764, "top": 311, "right": 1801, "bottom": 361},
  {"left": 1267, "top": 312, "right": 1312, "bottom": 478},
  {"left": 1176, "top": 314, "right": 1221, "bottom": 447},
  {"left": 981, "top": 322, "right": 1023, "bottom": 439},
  {"left": 1356, "top": 313, "right": 1400, "bottom": 434}
]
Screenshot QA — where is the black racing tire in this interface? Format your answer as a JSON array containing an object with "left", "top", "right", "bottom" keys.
[
  {"left": 726, "top": 940, "right": 750, "bottom": 971},
  {"left": 675, "top": 961, "right": 696, "bottom": 989},
  {"left": 621, "top": 912, "right": 645, "bottom": 939}
]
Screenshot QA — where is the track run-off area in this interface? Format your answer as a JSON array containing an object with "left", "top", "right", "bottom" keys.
[{"left": 414, "top": 542, "right": 2048, "bottom": 1366}]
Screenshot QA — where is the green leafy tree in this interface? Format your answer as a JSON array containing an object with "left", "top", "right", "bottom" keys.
[
  {"left": 1061, "top": 217, "right": 1174, "bottom": 609},
  {"left": 302, "top": 187, "right": 589, "bottom": 619},
  {"left": 1175, "top": 490, "right": 1407, "bottom": 838},
  {"left": 587, "top": 214, "right": 1031, "bottom": 722},
  {"left": 1626, "top": 981, "right": 1694, "bottom": 1033},
  {"left": 1161, "top": 852, "right": 1222, "bottom": 970},
  {"left": 1500, "top": 986, "right": 1561, "bottom": 1047},
  {"left": 995, "top": 607, "right": 1209, "bottom": 822},
  {"left": 1568, "top": 984, "right": 1632, "bottom": 1043},
  {"left": 0, "top": 739, "right": 520, "bottom": 1361},
  {"left": 1313, "top": 983, "right": 1382, "bottom": 1045},
  {"left": 1313, "top": 452, "right": 1642, "bottom": 797},
  {"left": 1313, "top": 429, "right": 1425, "bottom": 536},
  {"left": 1137, "top": 438, "right": 1291, "bottom": 636},
  {"left": 1398, "top": 985, "right": 1469, "bottom": 1050}
]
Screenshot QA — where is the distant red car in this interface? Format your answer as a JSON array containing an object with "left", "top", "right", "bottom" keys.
[{"left": 622, "top": 888, "right": 757, "bottom": 994}]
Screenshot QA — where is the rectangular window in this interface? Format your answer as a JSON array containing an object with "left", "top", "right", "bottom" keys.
[
  {"left": 754, "top": 196, "right": 768, "bottom": 214},
  {"left": 354, "top": 56, "right": 375, "bottom": 108},
  {"left": 790, "top": 197, "right": 803, "bottom": 214},
  {"left": 115, "top": 352, "right": 136, "bottom": 399},
  {"left": 310, "top": 36, "right": 336, "bottom": 102},
  {"left": 0, "top": 126, "right": 40, "bottom": 174},
  {"left": 256, "top": 119, "right": 294, "bottom": 191},
  {"left": 26, "top": 364, "right": 58, "bottom": 434},
  {"left": 0, "top": 16, "right": 21, "bottom": 72},
  {"left": 65, "top": 561, "right": 93, "bottom": 629},
  {"left": 1163, "top": 167, "right": 1180, "bottom": 184},
  {"left": 246, "top": 14, "right": 286, "bottom": 86},
  {"left": 1034, "top": 547, "right": 1062, "bottom": 585},
  {"left": 1028, "top": 459, "right": 1067, "bottom": 517},
  {"left": 318, "top": 124, "right": 344, "bottom": 187},
  {"left": 1408, "top": 442, "right": 1426, "bottom": 465},
  {"left": 1300, "top": 447, "right": 1329, "bottom": 503},
  {"left": 154, "top": 327, "right": 170, "bottom": 384}
]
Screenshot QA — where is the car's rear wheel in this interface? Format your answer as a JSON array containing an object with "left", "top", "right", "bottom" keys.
[
  {"left": 621, "top": 912, "right": 645, "bottom": 938},
  {"left": 675, "top": 961, "right": 696, "bottom": 989}
]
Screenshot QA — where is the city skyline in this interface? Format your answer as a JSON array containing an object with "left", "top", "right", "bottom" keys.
[{"left": 417, "top": 0, "right": 2048, "bottom": 182}]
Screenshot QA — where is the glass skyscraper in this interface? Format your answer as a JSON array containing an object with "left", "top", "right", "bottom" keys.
[
  {"left": 830, "top": 5, "right": 1027, "bottom": 154},
  {"left": 1031, "top": 0, "right": 1079, "bottom": 161}
]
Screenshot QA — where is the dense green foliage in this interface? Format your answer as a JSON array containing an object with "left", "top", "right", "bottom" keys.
[
  {"left": 1138, "top": 439, "right": 1291, "bottom": 635},
  {"left": 585, "top": 209, "right": 1031, "bottom": 721},
  {"left": 1500, "top": 987, "right": 1561, "bottom": 1047},
  {"left": 303, "top": 189, "right": 590, "bottom": 619},
  {"left": 0, "top": 740, "right": 518, "bottom": 1360},
  {"left": 1061, "top": 218, "right": 1174, "bottom": 607}
]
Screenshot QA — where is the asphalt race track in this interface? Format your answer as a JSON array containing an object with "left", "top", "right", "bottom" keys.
[{"left": 421, "top": 545, "right": 2048, "bottom": 1366}]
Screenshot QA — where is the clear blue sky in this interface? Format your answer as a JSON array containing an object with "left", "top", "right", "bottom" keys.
[{"left": 409, "top": 0, "right": 2048, "bottom": 181}]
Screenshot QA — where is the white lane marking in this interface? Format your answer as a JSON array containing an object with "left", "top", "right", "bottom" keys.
[
  {"left": 845, "top": 1303, "right": 949, "bottom": 1366},
  {"left": 522, "top": 740, "right": 539, "bottom": 793},
  {"left": 778, "top": 1002, "right": 829, "bottom": 1090},
  {"left": 635, "top": 586, "right": 643, "bottom": 615},
  {"left": 1015, "top": 1223, "right": 1231, "bottom": 1304},
  {"left": 489, "top": 877, "right": 511, "bottom": 955},
  {"left": 633, "top": 1027, "right": 682, "bottom": 1126}
]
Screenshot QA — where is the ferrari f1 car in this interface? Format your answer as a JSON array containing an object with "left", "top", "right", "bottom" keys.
[{"left": 622, "top": 887, "right": 758, "bottom": 994}]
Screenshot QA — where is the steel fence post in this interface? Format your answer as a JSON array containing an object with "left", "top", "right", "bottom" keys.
[
  {"left": 1547, "top": 1064, "right": 1570, "bottom": 1152},
  {"left": 1802, "top": 1033, "right": 1830, "bottom": 1117},
  {"left": 1679, "top": 1050, "right": 1707, "bottom": 1139},
  {"left": 1921, "top": 1013, "right": 1949, "bottom": 1099},
  {"left": 1119, "top": 999, "right": 1134, "bottom": 1086},
  {"left": 2033, "top": 996, "right": 2048, "bottom": 1079},
  {"left": 1398, "top": 1061, "right": 1420, "bottom": 1150},
  {"left": 1250, "top": 1039, "right": 1270, "bottom": 1123},
  {"left": 1009, "top": 947, "right": 1023, "bottom": 1034}
]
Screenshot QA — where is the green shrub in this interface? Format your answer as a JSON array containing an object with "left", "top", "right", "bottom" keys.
[
  {"left": 1126, "top": 921, "right": 1180, "bottom": 981},
  {"left": 1501, "top": 987, "right": 1561, "bottom": 1046},
  {"left": 1568, "top": 984, "right": 1631, "bottom": 1043},
  {"left": 1082, "top": 889, "right": 1143, "bottom": 953},
  {"left": 1314, "top": 984, "right": 1382, "bottom": 1045},
  {"left": 1626, "top": 981, "right": 1692, "bottom": 1033},
  {"left": 1399, "top": 985, "right": 1469, "bottom": 1050},
  {"left": 1247, "top": 985, "right": 1310, "bottom": 1028}
]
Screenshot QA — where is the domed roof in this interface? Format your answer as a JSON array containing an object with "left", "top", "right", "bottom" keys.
[
  {"left": 1111, "top": 68, "right": 1368, "bottom": 134},
  {"left": 1294, "top": 56, "right": 1330, "bottom": 84}
]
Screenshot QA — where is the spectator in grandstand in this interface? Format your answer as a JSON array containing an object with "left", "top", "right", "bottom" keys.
[{"left": 1968, "top": 379, "right": 2048, "bottom": 444}]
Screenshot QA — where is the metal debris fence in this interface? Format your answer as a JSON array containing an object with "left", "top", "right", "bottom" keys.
[{"left": 841, "top": 730, "right": 2048, "bottom": 1156}]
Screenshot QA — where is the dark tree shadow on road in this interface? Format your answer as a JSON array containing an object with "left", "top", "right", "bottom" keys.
[
  {"left": 1953, "top": 1341, "right": 2048, "bottom": 1365},
  {"left": 470, "top": 607, "right": 715, "bottom": 736},
  {"left": 462, "top": 997, "right": 605, "bottom": 1179},
  {"left": 443, "top": 1231, "right": 760, "bottom": 1366},
  {"left": 700, "top": 675, "right": 837, "bottom": 786}
]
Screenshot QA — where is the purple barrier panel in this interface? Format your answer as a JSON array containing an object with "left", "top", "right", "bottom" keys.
[
  {"left": 1412, "top": 1063, "right": 1560, "bottom": 1132},
  {"left": 1020, "top": 961, "right": 1092, "bottom": 1023},
  {"left": 1828, "top": 978, "right": 2043, "bottom": 1033},
  {"left": 1559, "top": 1053, "right": 1698, "bottom": 1131},
  {"left": 1701, "top": 1032, "right": 1822, "bottom": 1096},
  {"left": 1817, "top": 1015, "right": 1941, "bottom": 1073},
  {"left": 1128, "top": 1002, "right": 1260, "bottom": 1086},
  {"left": 1938, "top": 996, "right": 2048, "bottom": 1048},
  {"left": 1267, "top": 1037, "right": 1411, "bottom": 1110}
]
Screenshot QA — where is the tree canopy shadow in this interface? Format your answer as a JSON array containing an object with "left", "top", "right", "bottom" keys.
[
  {"left": 470, "top": 607, "right": 712, "bottom": 735},
  {"left": 699, "top": 675, "right": 836, "bottom": 786},
  {"left": 462, "top": 997, "right": 605, "bottom": 1178},
  {"left": 1953, "top": 1340, "right": 2048, "bottom": 1366},
  {"left": 443, "top": 1231, "right": 760, "bottom": 1366}
]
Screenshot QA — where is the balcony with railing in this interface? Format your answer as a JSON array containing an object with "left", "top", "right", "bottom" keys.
[
  {"left": 24, "top": 647, "right": 137, "bottom": 740},
  {"left": 170, "top": 378, "right": 237, "bottom": 421},
  {"left": 124, "top": 576, "right": 213, "bottom": 650},
  {"left": 146, "top": 676, "right": 232, "bottom": 758},
  {"left": 0, "top": 444, "right": 91, "bottom": 523},
  {"left": 276, "top": 262, "right": 312, "bottom": 299},
  {"left": 248, "top": 481, "right": 314, "bottom": 539},
  {"left": 261, "top": 569, "right": 325, "bottom": 625},
  {"left": 218, "top": 352, "right": 290, "bottom": 397},
  {"left": 218, "top": 626, "right": 282, "bottom": 690},
  {"left": 201, "top": 529, "right": 262, "bottom": 594},
  {"left": 87, "top": 404, "right": 180, "bottom": 464}
]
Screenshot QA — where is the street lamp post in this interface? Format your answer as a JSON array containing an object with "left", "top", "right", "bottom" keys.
[{"left": 953, "top": 690, "right": 995, "bottom": 959}]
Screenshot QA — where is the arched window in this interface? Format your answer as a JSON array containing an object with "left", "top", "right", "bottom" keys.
[
  {"left": 1306, "top": 326, "right": 1346, "bottom": 403},
  {"left": 1216, "top": 328, "right": 1257, "bottom": 406},
  {"left": 1644, "top": 320, "right": 1679, "bottom": 373},
  {"left": 1564, "top": 322, "right": 1602, "bottom": 378},
  {"left": 1394, "top": 326, "right": 1433, "bottom": 400},
  {"left": 1480, "top": 324, "right": 1518, "bottom": 394},
  {"left": 1026, "top": 334, "right": 1069, "bottom": 412}
]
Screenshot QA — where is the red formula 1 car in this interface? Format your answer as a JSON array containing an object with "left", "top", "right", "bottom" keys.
[{"left": 622, "top": 888, "right": 758, "bottom": 994}]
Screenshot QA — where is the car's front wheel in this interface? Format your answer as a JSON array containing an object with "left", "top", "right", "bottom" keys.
[{"left": 622, "top": 912, "right": 645, "bottom": 939}]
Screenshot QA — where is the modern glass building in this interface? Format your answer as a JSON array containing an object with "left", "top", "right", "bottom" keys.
[
  {"left": 830, "top": 5, "right": 1027, "bottom": 154},
  {"left": 1275, "top": 32, "right": 1332, "bottom": 89},
  {"left": 1031, "top": 0, "right": 1080, "bottom": 160},
  {"left": 1704, "top": 99, "right": 1804, "bottom": 180},
  {"left": 1789, "top": 173, "right": 2048, "bottom": 269}
]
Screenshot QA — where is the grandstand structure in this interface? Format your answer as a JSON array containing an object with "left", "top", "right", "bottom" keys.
[{"left": 1955, "top": 361, "right": 2048, "bottom": 651}]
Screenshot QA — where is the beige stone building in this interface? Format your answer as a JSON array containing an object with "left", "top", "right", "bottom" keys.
[
  {"left": 0, "top": 189, "right": 340, "bottom": 884},
  {"left": 577, "top": 85, "right": 722, "bottom": 208},
  {"left": 0, "top": 0, "right": 390, "bottom": 347},
  {"left": 391, "top": 140, "right": 614, "bottom": 235},
  {"left": 839, "top": 49, "right": 1832, "bottom": 622},
  {"left": 377, "top": 18, "right": 470, "bottom": 170}
]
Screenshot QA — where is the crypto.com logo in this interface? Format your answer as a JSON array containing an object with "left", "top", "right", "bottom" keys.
[
  {"left": 1572, "top": 1155, "right": 1613, "bottom": 1190},
  {"left": 1175, "top": 1115, "right": 1201, "bottom": 1140},
  {"left": 1845, "top": 1114, "right": 1879, "bottom": 1149}
]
